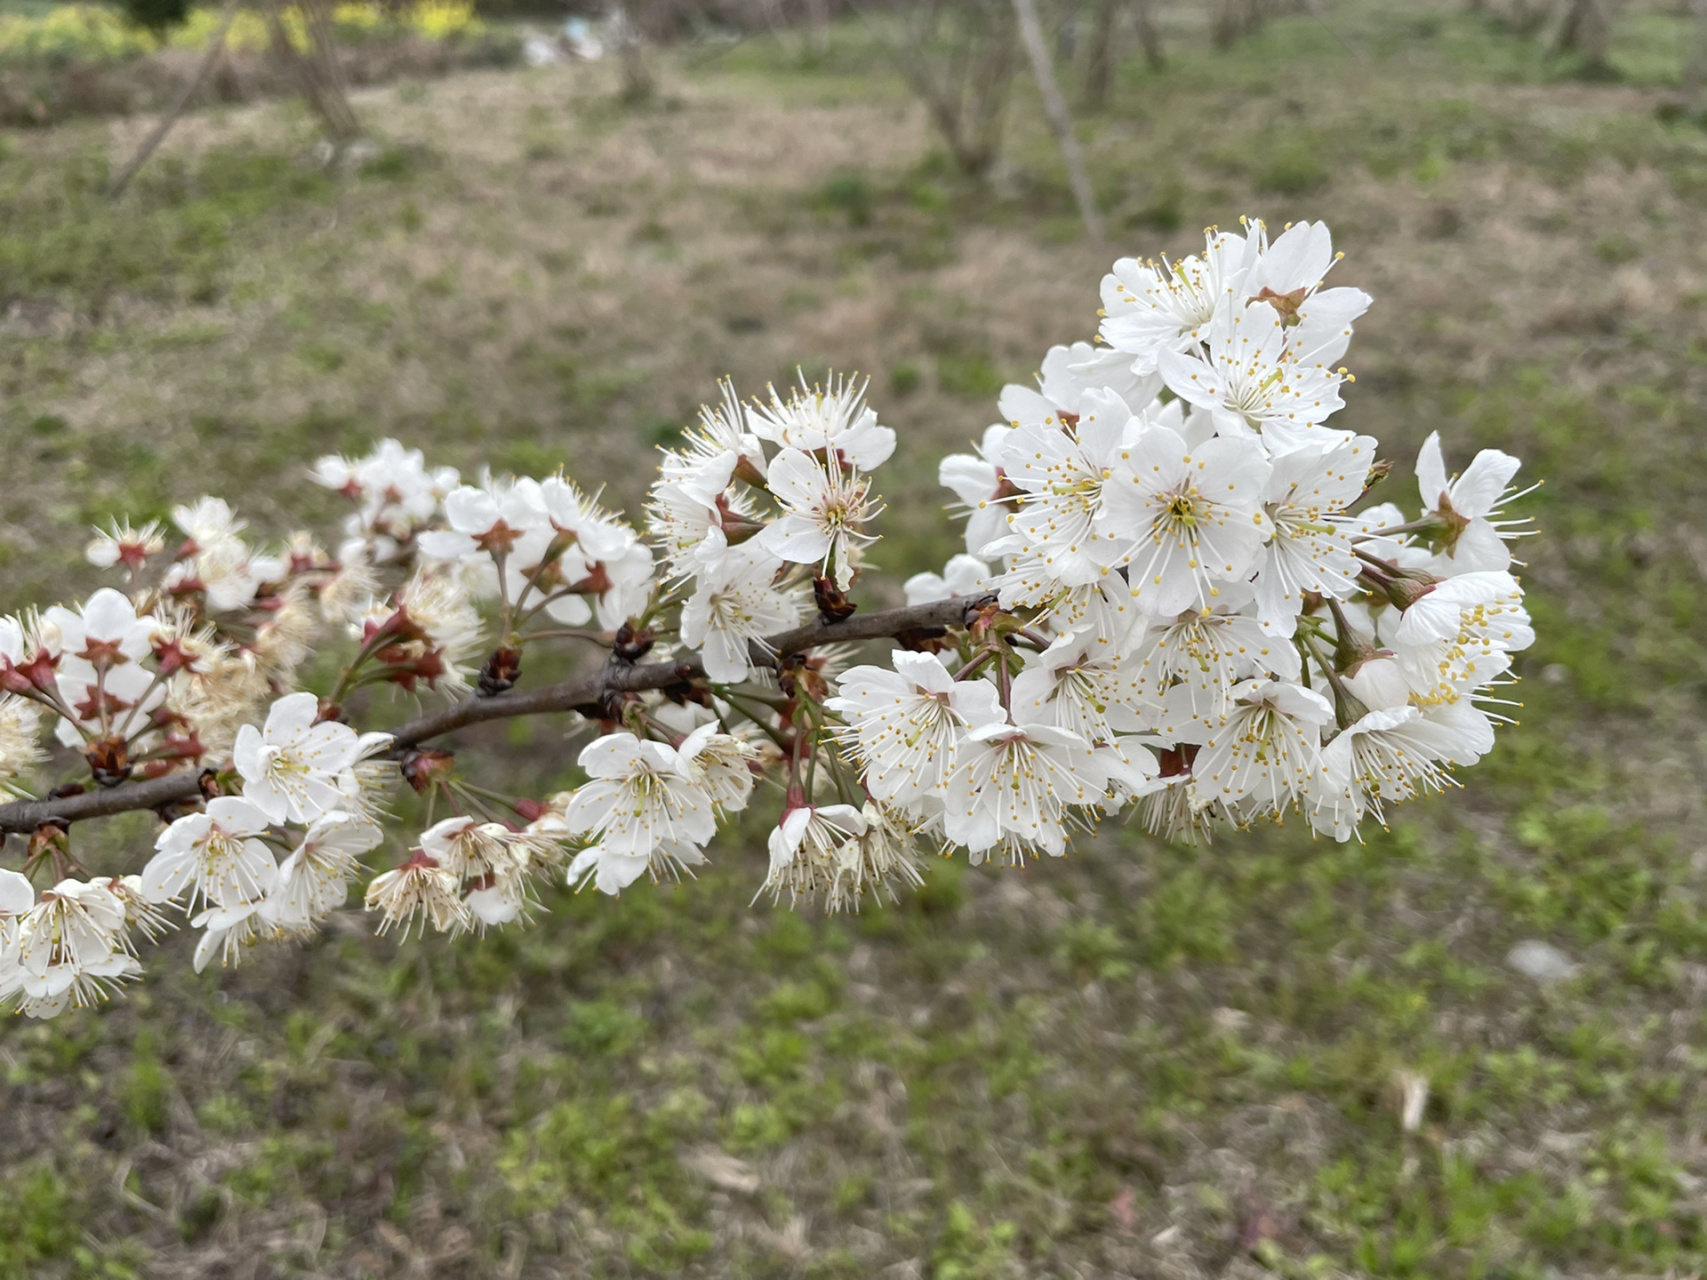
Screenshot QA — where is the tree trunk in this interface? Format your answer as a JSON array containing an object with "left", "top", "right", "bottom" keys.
[
  {"left": 1553, "top": 0, "right": 1613, "bottom": 66},
  {"left": 1211, "top": 0, "right": 1260, "bottom": 48},
  {"left": 1011, "top": 0, "right": 1105, "bottom": 247},
  {"left": 1083, "top": 0, "right": 1121, "bottom": 108},
  {"left": 108, "top": 0, "right": 238, "bottom": 197},
  {"left": 1682, "top": 0, "right": 1707, "bottom": 102},
  {"left": 614, "top": 3, "right": 654, "bottom": 102},
  {"left": 875, "top": 0, "right": 1019, "bottom": 181},
  {"left": 1134, "top": 0, "right": 1165, "bottom": 69},
  {"left": 267, "top": 0, "right": 360, "bottom": 143},
  {"left": 805, "top": 0, "right": 830, "bottom": 56}
]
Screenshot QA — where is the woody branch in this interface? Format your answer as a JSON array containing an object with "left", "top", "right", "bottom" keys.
[{"left": 0, "top": 595, "right": 989, "bottom": 836}]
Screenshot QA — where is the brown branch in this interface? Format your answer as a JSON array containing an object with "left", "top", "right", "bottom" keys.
[{"left": 0, "top": 595, "right": 991, "bottom": 836}]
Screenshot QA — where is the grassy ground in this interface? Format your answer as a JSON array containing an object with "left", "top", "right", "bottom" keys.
[{"left": 4, "top": 1, "right": 1707, "bottom": 1275}]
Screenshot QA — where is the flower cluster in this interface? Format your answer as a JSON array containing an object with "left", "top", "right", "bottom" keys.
[
  {"left": 0, "top": 216, "right": 1538, "bottom": 1019},
  {"left": 926, "top": 218, "right": 1533, "bottom": 844},
  {"left": 647, "top": 375, "right": 891, "bottom": 680}
]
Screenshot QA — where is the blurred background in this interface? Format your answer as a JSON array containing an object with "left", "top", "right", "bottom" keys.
[{"left": 3, "top": 0, "right": 1707, "bottom": 1275}]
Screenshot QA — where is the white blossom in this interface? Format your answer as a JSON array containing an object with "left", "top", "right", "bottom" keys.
[
  {"left": 0, "top": 696, "right": 43, "bottom": 793},
  {"left": 143, "top": 797, "right": 278, "bottom": 912},
  {"left": 1126, "top": 583, "right": 1295, "bottom": 730},
  {"left": 757, "top": 447, "right": 881, "bottom": 590},
  {"left": 939, "top": 424, "right": 1017, "bottom": 558},
  {"left": 748, "top": 374, "right": 895, "bottom": 470},
  {"left": 680, "top": 543, "right": 803, "bottom": 682},
  {"left": 942, "top": 717, "right": 1114, "bottom": 862},
  {"left": 234, "top": 692, "right": 364, "bottom": 824},
  {"left": 1008, "top": 598, "right": 1146, "bottom": 744},
  {"left": 1249, "top": 435, "right": 1375, "bottom": 633},
  {"left": 1311, "top": 706, "right": 1459, "bottom": 841},
  {"left": 675, "top": 724, "right": 760, "bottom": 813},
  {"left": 997, "top": 388, "right": 1144, "bottom": 589},
  {"left": 759, "top": 802, "right": 869, "bottom": 906},
  {"left": 1192, "top": 679, "right": 1336, "bottom": 821},
  {"left": 903, "top": 554, "right": 989, "bottom": 607},
  {"left": 1414, "top": 432, "right": 1534, "bottom": 574},
  {"left": 1157, "top": 306, "right": 1347, "bottom": 452},
  {"left": 1238, "top": 218, "right": 1371, "bottom": 366},
  {"left": 266, "top": 810, "right": 383, "bottom": 932},
  {"left": 365, "top": 853, "right": 472, "bottom": 937},
  {"left": 1100, "top": 224, "right": 1258, "bottom": 374},
  {"left": 417, "top": 477, "right": 551, "bottom": 565},
  {"left": 1098, "top": 424, "right": 1273, "bottom": 615},
  {"left": 419, "top": 815, "right": 523, "bottom": 883},
  {"left": 168, "top": 497, "right": 279, "bottom": 612},
  {"left": 191, "top": 902, "right": 280, "bottom": 972},
  {"left": 1391, "top": 570, "right": 1533, "bottom": 700},
  {"left": 2, "top": 879, "right": 141, "bottom": 1017},
  {"left": 568, "top": 837, "right": 707, "bottom": 896},
  {"left": 43, "top": 588, "right": 161, "bottom": 744},
  {"left": 86, "top": 518, "right": 166, "bottom": 572},
  {"left": 562, "top": 733, "right": 717, "bottom": 883},
  {"left": 827, "top": 651, "right": 1005, "bottom": 804}
]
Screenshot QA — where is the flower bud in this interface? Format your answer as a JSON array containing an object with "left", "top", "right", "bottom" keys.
[
  {"left": 84, "top": 735, "right": 132, "bottom": 788},
  {"left": 812, "top": 575, "right": 857, "bottom": 623},
  {"left": 1384, "top": 573, "right": 1439, "bottom": 611},
  {"left": 401, "top": 748, "right": 456, "bottom": 794},
  {"left": 28, "top": 820, "right": 69, "bottom": 867},
  {"left": 613, "top": 623, "right": 655, "bottom": 663},
  {"left": 478, "top": 647, "right": 523, "bottom": 697}
]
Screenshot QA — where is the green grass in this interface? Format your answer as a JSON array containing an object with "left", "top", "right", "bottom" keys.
[{"left": 2, "top": 0, "right": 1707, "bottom": 1275}]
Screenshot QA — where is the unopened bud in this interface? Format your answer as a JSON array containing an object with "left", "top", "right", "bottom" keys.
[
  {"left": 151, "top": 635, "right": 196, "bottom": 677},
  {"left": 478, "top": 646, "right": 523, "bottom": 697},
  {"left": 1330, "top": 613, "right": 1381, "bottom": 674},
  {"left": 18, "top": 651, "right": 59, "bottom": 694},
  {"left": 896, "top": 625, "right": 949, "bottom": 653},
  {"left": 719, "top": 515, "right": 767, "bottom": 547},
  {"left": 1331, "top": 683, "right": 1371, "bottom": 732},
  {"left": 1384, "top": 574, "right": 1438, "bottom": 611},
  {"left": 732, "top": 455, "right": 768, "bottom": 489},
  {"left": 400, "top": 748, "right": 456, "bottom": 794},
  {"left": 28, "top": 821, "right": 69, "bottom": 867},
  {"left": 812, "top": 575, "right": 857, "bottom": 623},
  {"left": 613, "top": 622, "right": 655, "bottom": 662},
  {"left": 84, "top": 735, "right": 132, "bottom": 788}
]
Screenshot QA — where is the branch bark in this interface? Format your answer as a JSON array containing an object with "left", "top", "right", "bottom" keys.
[{"left": 0, "top": 595, "right": 991, "bottom": 836}]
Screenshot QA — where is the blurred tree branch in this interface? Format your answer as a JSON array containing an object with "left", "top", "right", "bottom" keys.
[
  {"left": 107, "top": 0, "right": 239, "bottom": 197},
  {"left": 857, "top": 0, "right": 1021, "bottom": 179},
  {"left": 266, "top": 0, "right": 361, "bottom": 142},
  {"left": 1011, "top": 0, "right": 1104, "bottom": 246}
]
